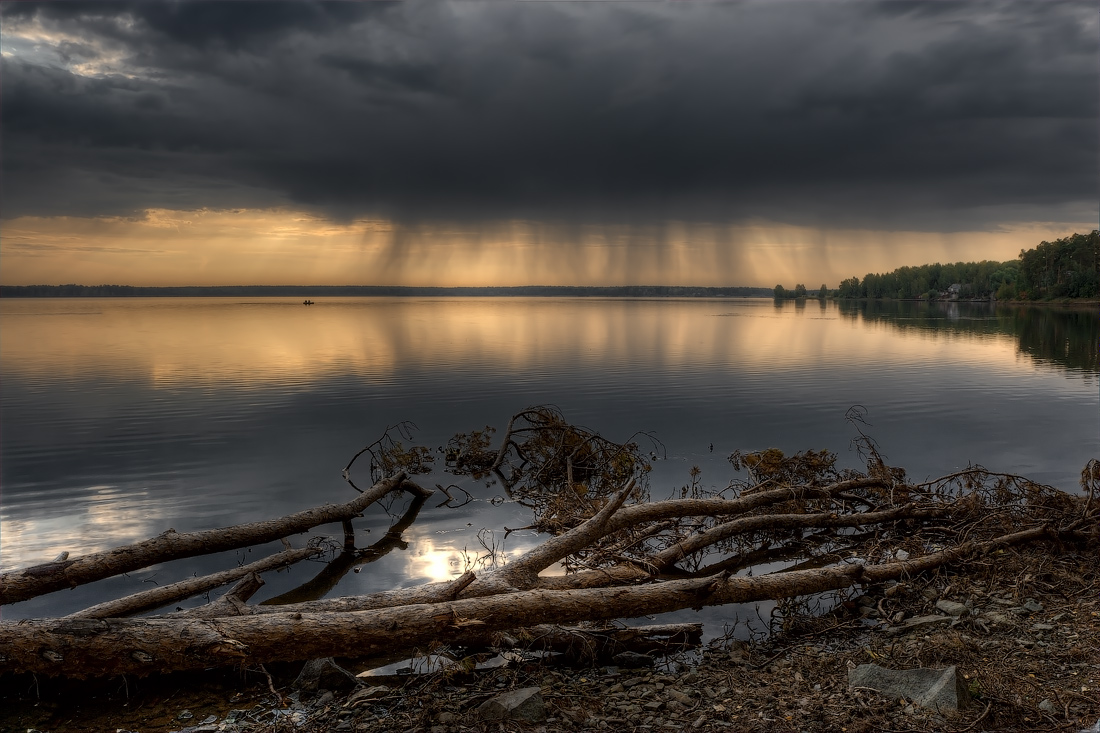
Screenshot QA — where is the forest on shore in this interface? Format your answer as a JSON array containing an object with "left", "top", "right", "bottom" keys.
[
  {"left": 825, "top": 230, "right": 1099, "bottom": 301},
  {"left": 773, "top": 230, "right": 1098, "bottom": 301}
]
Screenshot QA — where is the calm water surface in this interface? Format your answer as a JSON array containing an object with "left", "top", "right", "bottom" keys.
[{"left": 1, "top": 297, "right": 1096, "bottom": 627}]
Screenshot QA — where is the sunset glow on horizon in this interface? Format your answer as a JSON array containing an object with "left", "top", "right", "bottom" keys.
[{"left": 2, "top": 207, "right": 1088, "bottom": 288}]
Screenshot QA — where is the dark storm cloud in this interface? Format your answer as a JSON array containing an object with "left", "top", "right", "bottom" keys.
[{"left": 2, "top": 0, "right": 1096, "bottom": 230}]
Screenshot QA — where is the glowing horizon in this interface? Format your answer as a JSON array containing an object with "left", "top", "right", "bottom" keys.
[{"left": 1, "top": 208, "right": 1088, "bottom": 290}]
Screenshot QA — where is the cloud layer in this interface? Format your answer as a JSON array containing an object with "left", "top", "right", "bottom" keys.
[{"left": 3, "top": 0, "right": 1096, "bottom": 234}]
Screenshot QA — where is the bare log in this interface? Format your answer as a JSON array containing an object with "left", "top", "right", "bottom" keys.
[
  {"left": 0, "top": 473, "right": 424, "bottom": 606},
  {"left": 67, "top": 547, "right": 322, "bottom": 619},
  {"left": 0, "top": 524, "right": 1059, "bottom": 678}
]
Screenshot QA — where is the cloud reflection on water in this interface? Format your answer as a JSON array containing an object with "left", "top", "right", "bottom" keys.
[{"left": 0, "top": 297, "right": 1052, "bottom": 391}]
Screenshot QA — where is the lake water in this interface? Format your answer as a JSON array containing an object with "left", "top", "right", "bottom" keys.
[{"left": 1, "top": 297, "right": 1096, "bottom": 629}]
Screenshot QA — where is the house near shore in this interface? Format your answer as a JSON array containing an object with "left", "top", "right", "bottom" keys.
[{"left": 946, "top": 284, "right": 961, "bottom": 300}]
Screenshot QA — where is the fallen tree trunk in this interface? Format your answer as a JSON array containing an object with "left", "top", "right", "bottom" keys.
[
  {"left": 0, "top": 473, "right": 424, "bottom": 605},
  {"left": 0, "top": 524, "right": 1061, "bottom": 678},
  {"left": 67, "top": 546, "right": 322, "bottom": 619}
]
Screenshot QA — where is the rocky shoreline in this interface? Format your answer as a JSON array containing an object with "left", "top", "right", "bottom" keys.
[{"left": 4, "top": 548, "right": 1097, "bottom": 733}]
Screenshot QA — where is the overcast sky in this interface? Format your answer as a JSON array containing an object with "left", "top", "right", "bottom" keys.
[{"left": 2, "top": 1, "right": 1096, "bottom": 287}]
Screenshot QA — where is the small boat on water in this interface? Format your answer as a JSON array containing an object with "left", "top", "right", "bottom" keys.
[{"left": 303, "top": 300, "right": 315, "bottom": 305}]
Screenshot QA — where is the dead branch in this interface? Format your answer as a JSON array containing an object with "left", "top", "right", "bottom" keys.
[
  {"left": 650, "top": 502, "right": 947, "bottom": 572},
  {"left": 258, "top": 493, "right": 429, "bottom": 607},
  {"left": 67, "top": 546, "right": 322, "bottom": 619},
  {"left": 477, "top": 480, "right": 635, "bottom": 592},
  {"left": 0, "top": 473, "right": 424, "bottom": 605},
  {"left": 170, "top": 572, "right": 265, "bottom": 619},
  {"left": 183, "top": 476, "right": 893, "bottom": 617}
]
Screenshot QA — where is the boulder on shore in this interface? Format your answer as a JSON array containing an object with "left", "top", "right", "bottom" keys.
[{"left": 848, "top": 664, "right": 969, "bottom": 712}]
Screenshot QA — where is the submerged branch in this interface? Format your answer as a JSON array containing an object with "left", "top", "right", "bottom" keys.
[
  {"left": 0, "top": 473, "right": 425, "bottom": 606},
  {"left": 67, "top": 546, "right": 322, "bottom": 620}
]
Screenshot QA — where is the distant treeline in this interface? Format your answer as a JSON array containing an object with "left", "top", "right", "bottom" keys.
[
  {"left": 831, "top": 230, "right": 1099, "bottom": 301},
  {"left": 772, "top": 283, "right": 828, "bottom": 299},
  {"left": 0, "top": 284, "right": 775, "bottom": 299}
]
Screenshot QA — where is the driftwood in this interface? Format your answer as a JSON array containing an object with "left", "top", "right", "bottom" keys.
[
  {"left": 0, "top": 472, "right": 425, "bottom": 605},
  {"left": 171, "top": 572, "right": 267, "bottom": 619},
  {"left": 67, "top": 546, "right": 322, "bottom": 619},
  {"left": 0, "top": 527, "right": 1066, "bottom": 678},
  {"left": 1, "top": 409, "right": 1095, "bottom": 680},
  {"left": 260, "top": 493, "right": 430, "bottom": 607}
]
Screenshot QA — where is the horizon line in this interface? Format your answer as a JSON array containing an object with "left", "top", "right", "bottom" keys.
[{"left": 0, "top": 284, "right": 779, "bottom": 297}]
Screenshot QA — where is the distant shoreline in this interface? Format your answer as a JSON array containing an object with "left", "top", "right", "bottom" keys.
[
  {"left": 0, "top": 284, "right": 774, "bottom": 299},
  {"left": 2, "top": 286, "right": 1094, "bottom": 306}
]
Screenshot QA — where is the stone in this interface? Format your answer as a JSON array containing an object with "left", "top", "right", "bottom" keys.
[
  {"left": 885, "top": 614, "right": 954, "bottom": 636},
  {"left": 1039, "top": 699, "right": 1058, "bottom": 713},
  {"left": 667, "top": 689, "right": 694, "bottom": 705},
  {"left": 935, "top": 600, "right": 970, "bottom": 617},
  {"left": 474, "top": 654, "right": 511, "bottom": 671},
  {"left": 1009, "top": 599, "right": 1045, "bottom": 616},
  {"left": 293, "top": 658, "right": 358, "bottom": 692},
  {"left": 435, "top": 712, "right": 456, "bottom": 724},
  {"left": 477, "top": 686, "right": 546, "bottom": 723},
  {"left": 345, "top": 686, "right": 391, "bottom": 708},
  {"left": 848, "top": 664, "right": 969, "bottom": 712}
]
